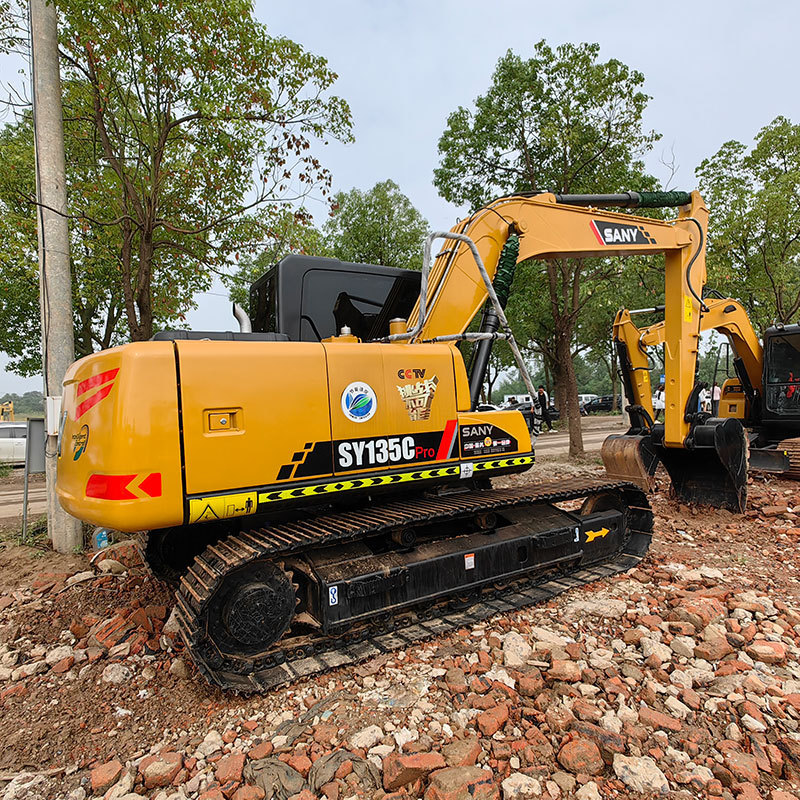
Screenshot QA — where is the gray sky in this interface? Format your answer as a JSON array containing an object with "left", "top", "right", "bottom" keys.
[{"left": 2, "top": 0, "right": 799, "bottom": 393}]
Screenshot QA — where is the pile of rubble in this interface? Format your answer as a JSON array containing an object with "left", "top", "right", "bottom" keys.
[{"left": 1, "top": 477, "right": 800, "bottom": 800}]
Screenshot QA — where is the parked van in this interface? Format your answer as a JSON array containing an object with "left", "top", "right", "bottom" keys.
[{"left": 0, "top": 422, "right": 26, "bottom": 465}]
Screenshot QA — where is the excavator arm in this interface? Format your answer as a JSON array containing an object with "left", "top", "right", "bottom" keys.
[
  {"left": 404, "top": 189, "right": 755, "bottom": 511},
  {"left": 607, "top": 264, "right": 763, "bottom": 511}
]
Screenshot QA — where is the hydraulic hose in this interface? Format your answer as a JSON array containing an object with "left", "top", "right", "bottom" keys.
[{"left": 684, "top": 218, "right": 709, "bottom": 313}]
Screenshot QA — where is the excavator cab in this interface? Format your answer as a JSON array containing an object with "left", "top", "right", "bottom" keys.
[
  {"left": 249, "top": 254, "right": 421, "bottom": 342},
  {"left": 761, "top": 324, "right": 800, "bottom": 433}
]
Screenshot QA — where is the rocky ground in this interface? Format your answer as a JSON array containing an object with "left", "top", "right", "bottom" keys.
[{"left": 1, "top": 463, "right": 800, "bottom": 800}]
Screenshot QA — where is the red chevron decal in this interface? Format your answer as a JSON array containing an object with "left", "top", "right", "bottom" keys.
[
  {"left": 86, "top": 472, "right": 162, "bottom": 500},
  {"left": 86, "top": 473, "right": 137, "bottom": 500},
  {"left": 75, "top": 384, "right": 114, "bottom": 419},
  {"left": 76, "top": 368, "right": 119, "bottom": 397}
]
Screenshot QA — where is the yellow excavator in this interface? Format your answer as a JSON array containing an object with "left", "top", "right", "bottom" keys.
[
  {"left": 57, "top": 190, "right": 707, "bottom": 692},
  {"left": 602, "top": 194, "right": 800, "bottom": 512}
]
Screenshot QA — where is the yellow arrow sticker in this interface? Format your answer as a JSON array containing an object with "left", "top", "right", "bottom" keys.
[
  {"left": 585, "top": 527, "right": 610, "bottom": 542},
  {"left": 684, "top": 294, "right": 693, "bottom": 323}
]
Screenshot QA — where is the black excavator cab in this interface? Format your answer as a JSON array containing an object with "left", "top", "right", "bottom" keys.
[
  {"left": 249, "top": 255, "right": 421, "bottom": 342},
  {"left": 761, "top": 324, "right": 800, "bottom": 435}
]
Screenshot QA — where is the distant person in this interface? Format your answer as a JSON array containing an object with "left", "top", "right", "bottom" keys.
[
  {"left": 698, "top": 386, "right": 709, "bottom": 413},
  {"left": 537, "top": 385, "right": 553, "bottom": 432},
  {"left": 712, "top": 382, "right": 721, "bottom": 416},
  {"left": 652, "top": 383, "right": 665, "bottom": 421}
]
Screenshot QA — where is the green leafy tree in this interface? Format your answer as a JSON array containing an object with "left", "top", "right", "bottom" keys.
[
  {"left": 698, "top": 116, "right": 800, "bottom": 331},
  {"left": 226, "top": 207, "right": 331, "bottom": 308},
  {"left": 0, "top": 101, "right": 135, "bottom": 374},
  {"left": 434, "top": 41, "right": 659, "bottom": 456},
  {"left": 0, "top": 116, "right": 41, "bottom": 376},
  {"left": 325, "top": 180, "right": 429, "bottom": 269},
  {"left": 0, "top": 390, "right": 44, "bottom": 417},
  {"left": 0, "top": 0, "right": 352, "bottom": 369}
]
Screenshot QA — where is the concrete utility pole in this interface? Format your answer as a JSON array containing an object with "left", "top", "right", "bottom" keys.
[{"left": 30, "top": 0, "right": 82, "bottom": 552}]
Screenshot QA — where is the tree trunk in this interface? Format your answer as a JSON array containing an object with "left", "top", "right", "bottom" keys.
[
  {"left": 543, "top": 258, "right": 584, "bottom": 456},
  {"left": 611, "top": 366, "right": 619, "bottom": 412},
  {"left": 553, "top": 328, "right": 584, "bottom": 457},
  {"left": 135, "top": 223, "right": 155, "bottom": 340}
]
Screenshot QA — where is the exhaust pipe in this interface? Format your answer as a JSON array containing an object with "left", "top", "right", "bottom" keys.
[{"left": 232, "top": 303, "right": 252, "bottom": 333}]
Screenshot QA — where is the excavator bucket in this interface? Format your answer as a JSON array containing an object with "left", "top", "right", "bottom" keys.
[
  {"left": 601, "top": 433, "right": 660, "bottom": 491},
  {"left": 656, "top": 419, "right": 749, "bottom": 513}
]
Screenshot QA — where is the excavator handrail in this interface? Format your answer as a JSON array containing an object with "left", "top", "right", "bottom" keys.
[{"left": 388, "top": 230, "right": 539, "bottom": 408}]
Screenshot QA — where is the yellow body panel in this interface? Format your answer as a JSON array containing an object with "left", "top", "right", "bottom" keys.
[
  {"left": 57, "top": 342, "right": 183, "bottom": 531},
  {"left": 178, "top": 340, "right": 331, "bottom": 495},
  {"left": 326, "top": 341, "right": 459, "bottom": 474},
  {"left": 57, "top": 337, "right": 532, "bottom": 533}
]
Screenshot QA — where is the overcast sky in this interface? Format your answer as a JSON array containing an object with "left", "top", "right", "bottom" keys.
[{"left": 2, "top": 0, "right": 799, "bottom": 393}]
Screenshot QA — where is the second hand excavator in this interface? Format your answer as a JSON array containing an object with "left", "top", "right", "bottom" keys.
[
  {"left": 602, "top": 192, "right": 800, "bottom": 511},
  {"left": 55, "top": 190, "right": 705, "bottom": 693}
]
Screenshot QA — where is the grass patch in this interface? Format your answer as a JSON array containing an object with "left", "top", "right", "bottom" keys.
[{"left": 0, "top": 514, "right": 49, "bottom": 551}]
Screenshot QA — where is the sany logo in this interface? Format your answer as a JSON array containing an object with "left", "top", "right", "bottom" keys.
[
  {"left": 590, "top": 220, "right": 656, "bottom": 246},
  {"left": 397, "top": 368, "right": 426, "bottom": 379},
  {"left": 74, "top": 368, "right": 119, "bottom": 419}
]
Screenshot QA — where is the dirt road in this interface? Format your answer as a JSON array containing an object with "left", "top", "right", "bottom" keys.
[
  {"left": 2, "top": 462, "right": 800, "bottom": 799},
  {"left": 0, "top": 481, "right": 45, "bottom": 525},
  {"left": 534, "top": 415, "right": 624, "bottom": 454}
]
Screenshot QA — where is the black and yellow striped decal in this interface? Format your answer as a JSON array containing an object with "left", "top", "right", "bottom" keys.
[
  {"left": 256, "top": 456, "right": 534, "bottom": 504},
  {"left": 185, "top": 455, "right": 534, "bottom": 522},
  {"left": 473, "top": 456, "right": 533, "bottom": 472}
]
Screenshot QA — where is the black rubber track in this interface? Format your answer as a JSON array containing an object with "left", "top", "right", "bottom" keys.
[{"left": 174, "top": 477, "right": 652, "bottom": 694}]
